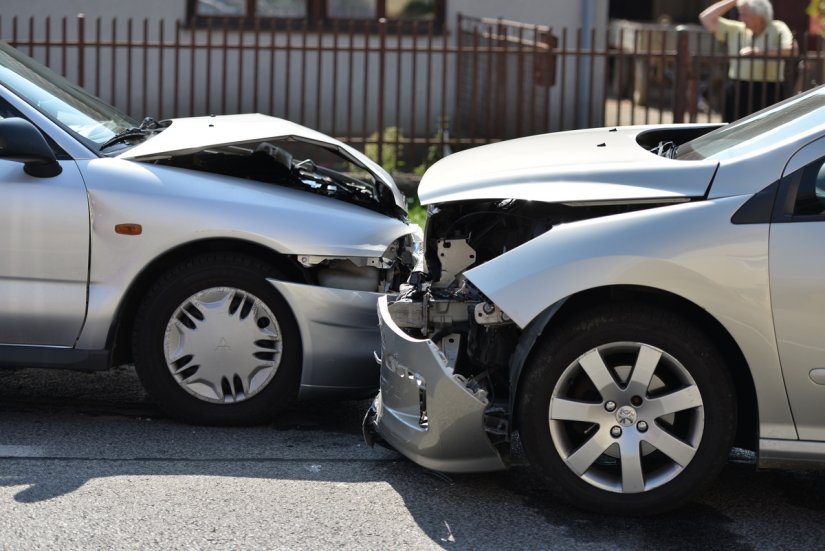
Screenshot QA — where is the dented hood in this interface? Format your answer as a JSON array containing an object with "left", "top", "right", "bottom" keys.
[
  {"left": 418, "top": 126, "right": 719, "bottom": 205},
  {"left": 118, "top": 113, "right": 406, "bottom": 211}
]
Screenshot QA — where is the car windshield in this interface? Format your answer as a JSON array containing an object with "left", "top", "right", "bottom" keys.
[
  {"left": 677, "top": 87, "right": 825, "bottom": 160},
  {"left": 0, "top": 41, "right": 138, "bottom": 152}
]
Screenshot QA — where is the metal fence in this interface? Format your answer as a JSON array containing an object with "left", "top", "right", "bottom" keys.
[{"left": 3, "top": 14, "right": 825, "bottom": 169}]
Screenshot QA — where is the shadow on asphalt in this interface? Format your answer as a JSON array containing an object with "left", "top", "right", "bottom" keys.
[{"left": 1, "top": 367, "right": 824, "bottom": 550}]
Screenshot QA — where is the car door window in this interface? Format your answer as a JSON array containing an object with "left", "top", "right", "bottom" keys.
[
  {"left": 792, "top": 159, "right": 825, "bottom": 216},
  {"left": 0, "top": 96, "right": 20, "bottom": 119}
]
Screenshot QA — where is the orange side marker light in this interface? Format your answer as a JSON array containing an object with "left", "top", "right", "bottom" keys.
[{"left": 115, "top": 223, "right": 143, "bottom": 236}]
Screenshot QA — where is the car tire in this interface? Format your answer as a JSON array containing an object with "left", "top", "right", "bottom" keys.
[
  {"left": 517, "top": 303, "right": 736, "bottom": 515},
  {"left": 132, "top": 253, "right": 301, "bottom": 425}
]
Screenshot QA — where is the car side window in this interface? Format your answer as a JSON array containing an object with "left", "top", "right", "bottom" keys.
[
  {"left": 793, "top": 159, "right": 825, "bottom": 217},
  {"left": 0, "top": 97, "right": 69, "bottom": 159},
  {"left": 0, "top": 96, "right": 24, "bottom": 119}
]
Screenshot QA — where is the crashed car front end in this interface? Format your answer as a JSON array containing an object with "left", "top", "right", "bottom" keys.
[
  {"left": 365, "top": 198, "right": 692, "bottom": 471},
  {"left": 364, "top": 124, "right": 724, "bottom": 472}
]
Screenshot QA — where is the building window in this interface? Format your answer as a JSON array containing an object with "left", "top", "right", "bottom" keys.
[{"left": 186, "top": 0, "right": 445, "bottom": 32}]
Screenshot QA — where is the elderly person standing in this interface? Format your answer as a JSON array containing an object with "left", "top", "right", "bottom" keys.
[{"left": 700, "top": 0, "right": 794, "bottom": 121}]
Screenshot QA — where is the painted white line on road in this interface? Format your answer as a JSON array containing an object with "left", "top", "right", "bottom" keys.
[{"left": 0, "top": 445, "right": 47, "bottom": 457}]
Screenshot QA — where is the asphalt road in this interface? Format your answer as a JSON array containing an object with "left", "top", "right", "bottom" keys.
[{"left": 0, "top": 367, "right": 823, "bottom": 550}]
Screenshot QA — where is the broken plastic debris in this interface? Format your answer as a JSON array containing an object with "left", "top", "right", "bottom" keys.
[{"left": 440, "top": 521, "right": 455, "bottom": 544}]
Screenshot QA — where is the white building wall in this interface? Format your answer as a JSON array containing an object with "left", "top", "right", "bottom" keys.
[{"left": 0, "top": 0, "right": 184, "bottom": 20}]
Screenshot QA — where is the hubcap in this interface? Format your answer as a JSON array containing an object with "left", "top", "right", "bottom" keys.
[
  {"left": 163, "top": 287, "right": 283, "bottom": 404},
  {"left": 548, "top": 342, "right": 704, "bottom": 494},
  {"left": 615, "top": 406, "right": 637, "bottom": 427}
]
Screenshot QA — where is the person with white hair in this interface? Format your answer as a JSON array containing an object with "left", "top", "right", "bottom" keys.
[{"left": 700, "top": 0, "right": 794, "bottom": 121}]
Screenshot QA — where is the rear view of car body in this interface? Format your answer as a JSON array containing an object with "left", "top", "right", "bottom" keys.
[{"left": 366, "top": 88, "right": 825, "bottom": 513}]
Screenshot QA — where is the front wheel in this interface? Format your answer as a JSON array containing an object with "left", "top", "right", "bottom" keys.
[
  {"left": 518, "top": 304, "right": 736, "bottom": 515},
  {"left": 132, "top": 253, "right": 301, "bottom": 425}
]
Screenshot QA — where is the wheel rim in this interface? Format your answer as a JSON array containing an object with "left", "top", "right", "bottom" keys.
[
  {"left": 548, "top": 342, "right": 704, "bottom": 494},
  {"left": 163, "top": 287, "right": 283, "bottom": 404}
]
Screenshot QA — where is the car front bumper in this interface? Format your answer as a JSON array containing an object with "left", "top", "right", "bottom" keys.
[
  {"left": 268, "top": 279, "right": 386, "bottom": 398},
  {"left": 363, "top": 295, "right": 507, "bottom": 473}
]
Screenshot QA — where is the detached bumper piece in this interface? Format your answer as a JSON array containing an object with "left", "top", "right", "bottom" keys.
[{"left": 363, "top": 296, "right": 507, "bottom": 473}]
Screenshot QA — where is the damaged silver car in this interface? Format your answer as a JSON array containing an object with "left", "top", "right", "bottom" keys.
[
  {"left": 0, "top": 41, "right": 421, "bottom": 425},
  {"left": 365, "top": 85, "right": 825, "bottom": 514}
]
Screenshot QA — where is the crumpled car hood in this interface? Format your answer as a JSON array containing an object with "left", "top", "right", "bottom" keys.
[
  {"left": 117, "top": 113, "right": 406, "bottom": 211},
  {"left": 418, "top": 126, "right": 719, "bottom": 205}
]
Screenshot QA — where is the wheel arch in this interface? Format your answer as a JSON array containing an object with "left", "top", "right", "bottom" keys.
[
  {"left": 510, "top": 284, "right": 758, "bottom": 451},
  {"left": 107, "top": 238, "right": 309, "bottom": 366}
]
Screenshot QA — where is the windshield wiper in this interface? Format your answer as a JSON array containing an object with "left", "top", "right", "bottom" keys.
[
  {"left": 653, "top": 140, "right": 677, "bottom": 159},
  {"left": 100, "top": 116, "right": 166, "bottom": 150}
]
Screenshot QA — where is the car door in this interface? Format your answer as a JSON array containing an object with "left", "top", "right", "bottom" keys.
[
  {"left": 769, "top": 135, "right": 825, "bottom": 441},
  {"left": 0, "top": 105, "right": 90, "bottom": 347}
]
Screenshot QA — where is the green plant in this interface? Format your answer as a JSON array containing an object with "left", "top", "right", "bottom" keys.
[
  {"left": 412, "top": 117, "right": 449, "bottom": 176},
  {"left": 406, "top": 196, "right": 427, "bottom": 227},
  {"left": 365, "top": 126, "right": 405, "bottom": 172}
]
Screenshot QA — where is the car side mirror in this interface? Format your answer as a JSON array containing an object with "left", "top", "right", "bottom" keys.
[{"left": 0, "top": 117, "right": 62, "bottom": 177}]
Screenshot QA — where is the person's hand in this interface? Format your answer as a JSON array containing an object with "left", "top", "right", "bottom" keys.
[{"left": 739, "top": 46, "right": 757, "bottom": 56}]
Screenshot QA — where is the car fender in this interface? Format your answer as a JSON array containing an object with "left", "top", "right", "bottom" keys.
[
  {"left": 465, "top": 195, "right": 797, "bottom": 439},
  {"left": 75, "top": 157, "right": 413, "bottom": 349}
]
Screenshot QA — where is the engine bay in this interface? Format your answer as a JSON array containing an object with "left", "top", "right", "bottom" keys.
[{"left": 156, "top": 138, "right": 404, "bottom": 219}]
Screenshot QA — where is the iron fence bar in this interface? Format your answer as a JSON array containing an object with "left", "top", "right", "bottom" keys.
[
  {"left": 268, "top": 23, "right": 276, "bottom": 116},
  {"left": 543, "top": 27, "right": 553, "bottom": 132},
  {"left": 485, "top": 21, "right": 495, "bottom": 138},
  {"left": 587, "top": 26, "right": 595, "bottom": 127},
  {"left": 141, "top": 19, "right": 148, "bottom": 117},
  {"left": 469, "top": 22, "right": 479, "bottom": 140},
  {"left": 299, "top": 19, "right": 308, "bottom": 124},
  {"left": 674, "top": 30, "right": 688, "bottom": 123},
  {"left": 574, "top": 28, "right": 582, "bottom": 128},
  {"left": 220, "top": 18, "right": 228, "bottom": 114},
  {"left": 361, "top": 21, "right": 368, "bottom": 148},
  {"left": 205, "top": 18, "right": 212, "bottom": 114},
  {"left": 61, "top": 17, "right": 67, "bottom": 77},
  {"left": 657, "top": 29, "right": 665, "bottom": 124},
  {"left": 346, "top": 19, "right": 354, "bottom": 140},
  {"left": 252, "top": 18, "right": 260, "bottom": 113},
  {"left": 515, "top": 25, "right": 524, "bottom": 137},
  {"left": 559, "top": 27, "right": 567, "bottom": 129},
  {"left": 331, "top": 19, "right": 339, "bottom": 136},
  {"left": 424, "top": 19, "right": 433, "bottom": 151},
  {"left": 126, "top": 18, "right": 133, "bottom": 115},
  {"left": 377, "top": 18, "right": 386, "bottom": 165},
  {"left": 158, "top": 19, "right": 165, "bottom": 119},
  {"left": 28, "top": 16, "right": 34, "bottom": 56},
  {"left": 284, "top": 18, "right": 292, "bottom": 118},
  {"left": 529, "top": 24, "right": 538, "bottom": 135},
  {"left": 173, "top": 19, "right": 181, "bottom": 118},
  {"left": 111, "top": 18, "right": 117, "bottom": 109},
  {"left": 439, "top": 16, "right": 447, "bottom": 155},
  {"left": 409, "top": 20, "right": 418, "bottom": 143},
  {"left": 94, "top": 17, "right": 101, "bottom": 98},
  {"left": 394, "top": 20, "right": 402, "bottom": 165},
  {"left": 45, "top": 17, "right": 51, "bottom": 67}
]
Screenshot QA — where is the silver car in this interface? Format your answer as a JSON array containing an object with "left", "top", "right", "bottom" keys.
[
  {"left": 0, "top": 42, "right": 421, "bottom": 425},
  {"left": 365, "top": 86, "right": 825, "bottom": 514}
]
